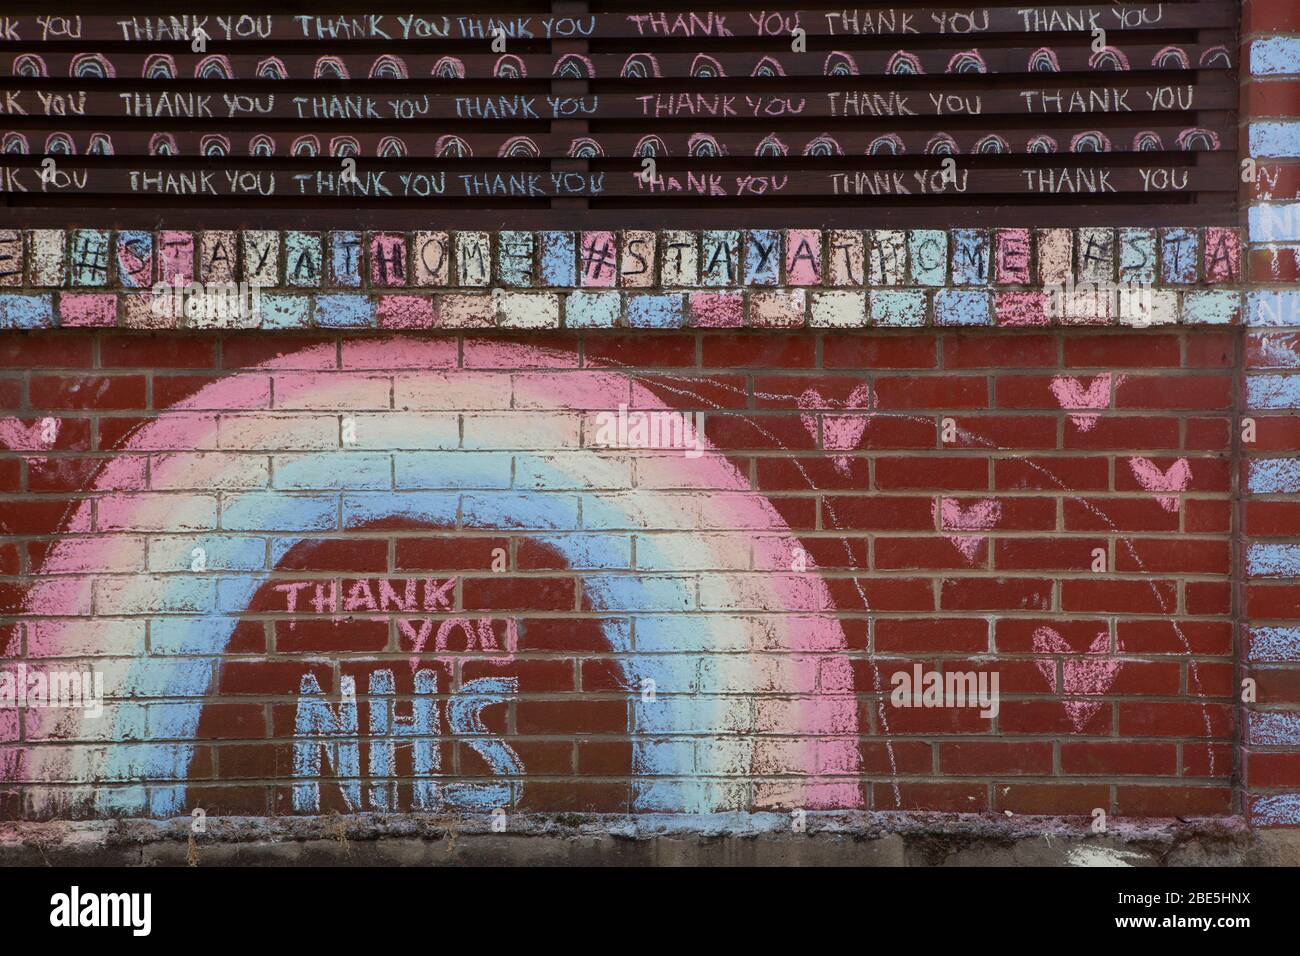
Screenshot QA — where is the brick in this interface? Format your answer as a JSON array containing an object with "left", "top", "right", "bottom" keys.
[
  {"left": 940, "top": 578, "right": 1052, "bottom": 611},
  {"left": 944, "top": 334, "right": 1057, "bottom": 368},
  {"left": 30, "top": 375, "right": 147, "bottom": 410},
  {"left": 701, "top": 333, "right": 813, "bottom": 368}
]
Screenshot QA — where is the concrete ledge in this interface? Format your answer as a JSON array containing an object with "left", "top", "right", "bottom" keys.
[{"left": 2, "top": 812, "right": 1295, "bottom": 866}]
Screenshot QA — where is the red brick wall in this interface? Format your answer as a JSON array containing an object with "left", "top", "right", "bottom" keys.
[
  {"left": 1241, "top": 0, "right": 1300, "bottom": 827},
  {"left": 0, "top": 328, "right": 1242, "bottom": 820}
]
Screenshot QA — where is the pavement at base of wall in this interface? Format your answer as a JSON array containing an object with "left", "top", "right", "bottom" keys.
[{"left": 2, "top": 812, "right": 1296, "bottom": 866}]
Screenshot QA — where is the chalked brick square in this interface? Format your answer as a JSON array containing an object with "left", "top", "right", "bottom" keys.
[
  {"left": 329, "top": 231, "right": 364, "bottom": 288},
  {"left": 242, "top": 230, "right": 280, "bottom": 288},
  {"left": 743, "top": 230, "right": 781, "bottom": 287},
  {"left": 688, "top": 291, "right": 744, "bottom": 328},
  {"left": 827, "top": 230, "right": 865, "bottom": 286},
  {"left": 870, "top": 290, "right": 928, "bottom": 326},
  {"left": 1037, "top": 228, "right": 1073, "bottom": 286},
  {"left": 259, "top": 294, "right": 312, "bottom": 330},
  {"left": 993, "top": 229, "right": 1031, "bottom": 285},
  {"left": 627, "top": 293, "right": 685, "bottom": 329},
  {"left": 1250, "top": 204, "right": 1300, "bottom": 243},
  {"left": 1120, "top": 289, "right": 1181, "bottom": 327},
  {"left": 701, "top": 231, "right": 740, "bottom": 286},
  {"left": 620, "top": 231, "right": 656, "bottom": 288},
  {"left": 951, "top": 229, "right": 989, "bottom": 286},
  {"left": 935, "top": 290, "right": 992, "bottom": 326},
  {"left": 565, "top": 291, "right": 621, "bottom": 328},
  {"left": 810, "top": 291, "right": 867, "bottom": 328},
  {"left": 1251, "top": 119, "right": 1300, "bottom": 156},
  {"left": 660, "top": 231, "right": 698, "bottom": 286},
  {"left": 189, "top": 298, "right": 259, "bottom": 331},
  {"left": 750, "top": 290, "right": 807, "bottom": 328},
  {"left": 1161, "top": 228, "right": 1201, "bottom": 284},
  {"left": 1060, "top": 285, "right": 1114, "bottom": 325},
  {"left": 497, "top": 232, "right": 536, "bottom": 288},
  {"left": 455, "top": 232, "right": 492, "bottom": 287},
  {"left": 123, "top": 291, "right": 173, "bottom": 329},
  {"left": 1205, "top": 228, "right": 1242, "bottom": 283},
  {"left": 784, "top": 230, "right": 823, "bottom": 286},
  {"left": 57, "top": 292, "right": 117, "bottom": 328},
  {"left": 1185, "top": 290, "right": 1243, "bottom": 324},
  {"left": 0, "top": 230, "right": 20, "bottom": 287},
  {"left": 1077, "top": 228, "right": 1115, "bottom": 284},
  {"left": 377, "top": 294, "right": 437, "bottom": 330},
  {"left": 1118, "top": 228, "right": 1158, "bottom": 286},
  {"left": 1251, "top": 36, "right": 1300, "bottom": 76},
  {"left": 411, "top": 232, "right": 451, "bottom": 287},
  {"left": 369, "top": 233, "right": 408, "bottom": 288},
  {"left": 908, "top": 230, "right": 947, "bottom": 286},
  {"left": 284, "top": 233, "right": 323, "bottom": 288},
  {"left": 1248, "top": 290, "right": 1300, "bottom": 326},
  {"left": 70, "top": 230, "right": 111, "bottom": 287},
  {"left": 158, "top": 231, "right": 195, "bottom": 285},
  {"left": 0, "top": 294, "right": 54, "bottom": 329},
  {"left": 995, "top": 290, "right": 1050, "bottom": 326},
  {"left": 497, "top": 292, "right": 560, "bottom": 329},
  {"left": 28, "top": 230, "right": 66, "bottom": 287},
  {"left": 579, "top": 232, "right": 618, "bottom": 288},
  {"left": 869, "top": 230, "right": 908, "bottom": 286},
  {"left": 439, "top": 293, "right": 495, "bottom": 329},
  {"left": 315, "top": 293, "right": 375, "bottom": 328},
  {"left": 540, "top": 232, "right": 576, "bottom": 288},
  {"left": 200, "top": 231, "right": 239, "bottom": 284}
]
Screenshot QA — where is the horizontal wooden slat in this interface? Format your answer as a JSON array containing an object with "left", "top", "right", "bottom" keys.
[
  {"left": 0, "top": 42, "right": 1236, "bottom": 80},
  {"left": 0, "top": 161, "right": 1238, "bottom": 198},
  {"left": 0, "top": 81, "right": 1235, "bottom": 120},
  {"left": 0, "top": 125, "right": 1237, "bottom": 158},
  {"left": 0, "top": 6, "right": 1234, "bottom": 44}
]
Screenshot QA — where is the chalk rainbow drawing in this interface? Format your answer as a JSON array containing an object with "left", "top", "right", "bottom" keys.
[{"left": 9, "top": 339, "right": 861, "bottom": 817}]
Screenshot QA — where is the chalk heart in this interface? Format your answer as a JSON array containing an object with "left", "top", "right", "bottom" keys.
[
  {"left": 1032, "top": 626, "right": 1122, "bottom": 731},
  {"left": 0, "top": 417, "right": 55, "bottom": 450},
  {"left": 1049, "top": 373, "right": 1122, "bottom": 433},
  {"left": 796, "top": 385, "right": 874, "bottom": 475},
  {"left": 1128, "top": 456, "right": 1191, "bottom": 512},
  {"left": 933, "top": 497, "right": 1000, "bottom": 562}
]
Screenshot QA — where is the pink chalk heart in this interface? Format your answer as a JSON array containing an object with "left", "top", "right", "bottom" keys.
[
  {"left": 1128, "top": 456, "right": 1191, "bottom": 512},
  {"left": 1032, "top": 626, "right": 1122, "bottom": 731},
  {"left": 1049, "top": 373, "right": 1122, "bottom": 432},
  {"left": 0, "top": 417, "right": 56, "bottom": 450},
  {"left": 934, "top": 497, "right": 1001, "bottom": 562},
  {"left": 797, "top": 385, "right": 874, "bottom": 474}
]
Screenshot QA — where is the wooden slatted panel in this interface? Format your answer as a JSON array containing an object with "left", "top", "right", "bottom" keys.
[{"left": 0, "top": 1, "right": 1240, "bottom": 228}]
